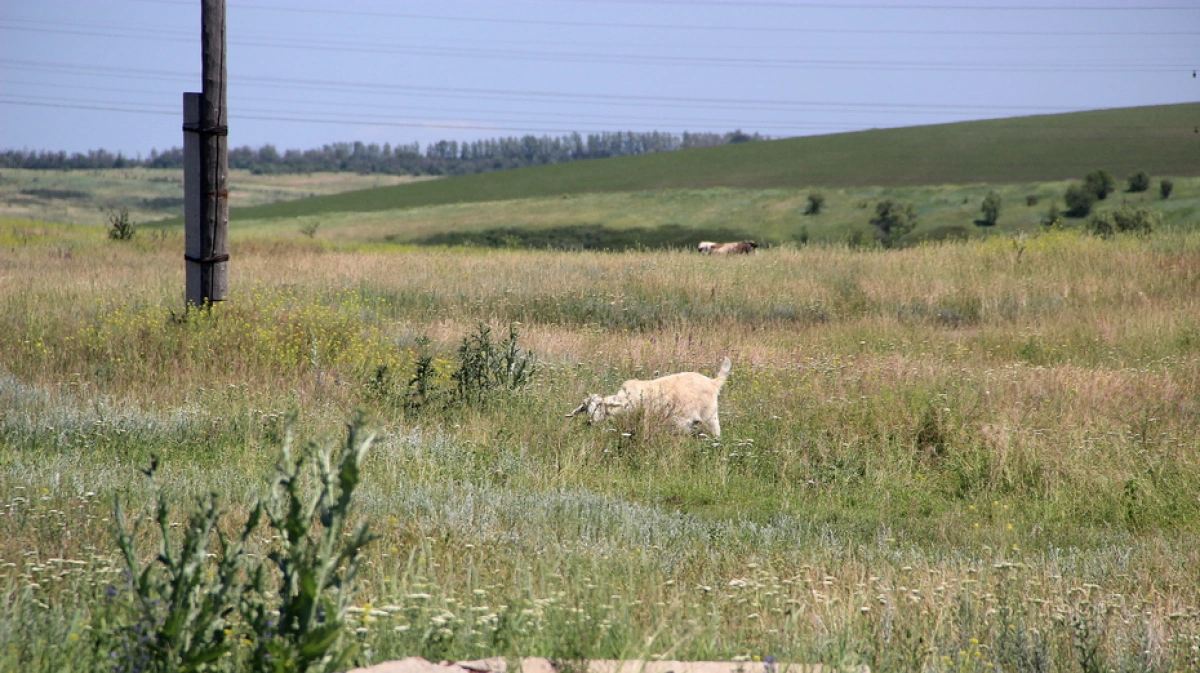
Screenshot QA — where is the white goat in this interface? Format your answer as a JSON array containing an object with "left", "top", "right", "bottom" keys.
[{"left": 566, "top": 357, "right": 732, "bottom": 436}]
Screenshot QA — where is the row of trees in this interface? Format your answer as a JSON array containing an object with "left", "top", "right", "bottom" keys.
[
  {"left": 798, "top": 165, "right": 1173, "bottom": 248},
  {"left": 1062, "top": 169, "right": 1173, "bottom": 217},
  {"left": 974, "top": 169, "right": 1172, "bottom": 233},
  {"left": 0, "top": 130, "right": 763, "bottom": 177}
]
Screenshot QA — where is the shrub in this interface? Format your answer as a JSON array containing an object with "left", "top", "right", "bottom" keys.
[
  {"left": 1041, "top": 201, "right": 1063, "bottom": 229},
  {"left": 366, "top": 325, "right": 536, "bottom": 414},
  {"left": 452, "top": 323, "right": 537, "bottom": 405},
  {"left": 1084, "top": 169, "right": 1116, "bottom": 200},
  {"left": 794, "top": 225, "right": 810, "bottom": 246},
  {"left": 1112, "top": 204, "right": 1162, "bottom": 235},
  {"left": 405, "top": 336, "right": 438, "bottom": 411},
  {"left": 106, "top": 207, "right": 136, "bottom": 241},
  {"left": 804, "top": 192, "right": 825, "bottom": 215},
  {"left": 1064, "top": 184, "right": 1097, "bottom": 217},
  {"left": 1089, "top": 213, "right": 1115, "bottom": 239},
  {"left": 870, "top": 200, "right": 917, "bottom": 248},
  {"left": 1160, "top": 179, "right": 1174, "bottom": 199},
  {"left": 980, "top": 190, "right": 1002, "bottom": 226},
  {"left": 1089, "top": 204, "right": 1161, "bottom": 238},
  {"left": 1127, "top": 170, "right": 1151, "bottom": 193},
  {"left": 1025, "top": 195, "right": 1040, "bottom": 207}
]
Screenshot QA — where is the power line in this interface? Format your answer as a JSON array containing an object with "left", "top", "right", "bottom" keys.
[
  {"left": 126, "top": 0, "right": 1200, "bottom": 36},
  {"left": 5, "top": 94, "right": 1190, "bottom": 146},
  {"left": 3, "top": 26, "right": 1191, "bottom": 71},
  {"left": 0, "top": 90, "right": 933, "bottom": 132},
  {"left": 0, "top": 59, "right": 195, "bottom": 82},
  {"left": 6, "top": 14, "right": 1198, "bottom": 39},
  {"left": 2, "top": 77, "right": 1028, "bottom": 126},
  {"left": 0, "top": 58, "right": 1086, "bottom": 113},
  {"left": 3, "top": 24, "right": 1190, "bottom": 73},
  {"left": 0, "top": 90, "right": 882, "bottom": 131},
  {"left": 555, "top": 0, "right": 1200, "bottom": 10},
  {"left": 0, "top": 97, "right": 875, "bottom": 135},
  {"left": 6, "top": 17, "right": 1195, "bottom": 49},
  {"left": 227, "top": 41, "right": 1184, "bottom": 73}
]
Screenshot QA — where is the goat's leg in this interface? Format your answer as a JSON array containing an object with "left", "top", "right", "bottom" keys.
[{"left": 707, "top": 414, "right": 721, "bottom": 438}]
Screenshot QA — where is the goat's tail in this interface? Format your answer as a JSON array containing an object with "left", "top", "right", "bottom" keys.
[{"left": 714, "top": 356, "right": 732, "bottom": 388}]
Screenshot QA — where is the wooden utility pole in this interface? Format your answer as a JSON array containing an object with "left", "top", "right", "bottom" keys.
[{"left": 184, "top": 0, "right": 228, "bottom": 307}]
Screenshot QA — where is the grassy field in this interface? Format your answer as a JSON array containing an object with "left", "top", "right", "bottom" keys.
[
  {"left": 2, "top": 214, "right": 1200, "bottom": 671},
  {"left": 3, "top": 103, "right": 1199, "bottom": 670},
  {"left": 225, "top": 177, "right": 1199, "bottom": 248},
  {"left": 223, "top": 102, "right": 1200, "bottom": 222},
  {"left": 0, "top": 167, "right": 432, "bottom": 227}
]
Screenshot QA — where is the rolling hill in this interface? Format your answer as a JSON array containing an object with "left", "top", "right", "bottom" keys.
[{"left": 228, "top": 102, "right": 1200, "bottom": 222}]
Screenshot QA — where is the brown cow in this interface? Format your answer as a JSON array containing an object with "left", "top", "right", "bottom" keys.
[{"left": 698, "top": 240, "right": 758, "bottom": 255}]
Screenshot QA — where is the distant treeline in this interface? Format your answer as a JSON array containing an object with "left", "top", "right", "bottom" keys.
[{"left": 1, "top": 130, "right": 764, "bottom": 176}]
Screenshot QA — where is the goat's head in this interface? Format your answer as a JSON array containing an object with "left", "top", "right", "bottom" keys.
[{"left": 566, "top": 393, "right": 622, "bottom": 423}]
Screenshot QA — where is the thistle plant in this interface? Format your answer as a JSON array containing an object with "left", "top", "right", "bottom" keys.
[
  {"left": 103, "top": 456, "right": 261, "bottom": 673},
  {"left": 242, "top": 415, "right": 379, "bottom": 673},
  {"left": 99, "top": 414, "right": 378, "bottom": 673},
  {"left": 107, "top": 207, "right": 136, "bottom": 241},
  {"left": 451, "top": 323, "right": 536, "bottom": 406}
]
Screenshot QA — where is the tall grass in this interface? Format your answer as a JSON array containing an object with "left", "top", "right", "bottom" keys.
[{"left": 2, "top": 220, "right": 1199, "bottom": 670}]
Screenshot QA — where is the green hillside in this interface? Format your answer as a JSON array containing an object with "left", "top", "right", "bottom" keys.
[{"left": 230, "top": 102, "right": 1200, "bottom": 221}]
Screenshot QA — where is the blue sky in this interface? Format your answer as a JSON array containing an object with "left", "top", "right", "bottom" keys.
[{"left": 2, "top": 0, "right": 1197, "bottom": 157}]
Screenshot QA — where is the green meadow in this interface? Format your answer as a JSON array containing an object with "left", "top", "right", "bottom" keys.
[
  {"left": 3, "top": 104, "right": 1200, "bottom": 672},
  {"left": 0, "top": 168, "right": 428, "bottom": 227},
  {"left": 221, "top": 101, "right": 1200, "bottom": 222},
  {"left": 227, "top": 178, "right": 1200, "bottom": 250}
]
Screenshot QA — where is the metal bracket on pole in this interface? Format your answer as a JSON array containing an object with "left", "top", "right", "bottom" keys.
[{"left": 181, "top": 123, "right": 229, "bottom": 136}]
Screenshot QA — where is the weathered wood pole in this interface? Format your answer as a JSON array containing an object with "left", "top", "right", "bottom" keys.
[{"left": 184, "top": 0, "right": 228, "bottom": 307}]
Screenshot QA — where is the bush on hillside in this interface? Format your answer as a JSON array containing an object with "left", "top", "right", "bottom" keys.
[
  {"left": 1160, "top": 179, "right": 1174, "bottom": 199},
  {"left": 1070, "top": 183, "right": 1099, "bottom": 214},
  {"left": 979, "top": 190, "right": 1002, "bottom": 226},
  {"left": 1084, "top": 169, "right": 1116, "bottom": 200},
  {"left": 1089, "top": 204, "right": 1161, "bottom": 238},
  {"left": 794, "top": 225, "right": 810, "bottom": 246},
  {"left": 1064, "top": 184, "right": 1097, "bottom": 217},
  {"left": 804, "top": 192, "right": 825, "bottom": 215},
  {"left": 1041, "top": 201, "right": 1063, "bottom": 229},
  {"left": 870, "top": 200, "right": 918, "bottom": 248},
  {"left": 1127, "top": 170, "right": 1151, "bottom": 193}
]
